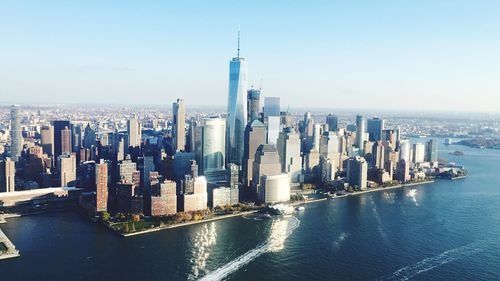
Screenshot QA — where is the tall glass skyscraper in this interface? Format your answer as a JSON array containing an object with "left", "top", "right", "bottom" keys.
[
  {"left": 226, "top": 31, "right": 248, "bottom": 165},
  {"left": 10, "top": 105, "right": 23, "bottom": 161},
  {"left": 355, "top": 114, "right": 366, "bottom": 155}
]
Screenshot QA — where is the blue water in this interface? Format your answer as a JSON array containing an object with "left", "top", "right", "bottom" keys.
[{"left": 1, "top": 139, "right": 500, "bottom": 280}]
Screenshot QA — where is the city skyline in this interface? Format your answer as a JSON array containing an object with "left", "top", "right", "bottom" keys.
[{"left": 1, "top": 1, "right": 500, "bottom": 112}]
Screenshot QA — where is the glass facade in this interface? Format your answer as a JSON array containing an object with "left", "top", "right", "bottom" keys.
[
  {"left": 202, "top": 118, "right": 226, "bottom": 172},
  {"left": 10, "top": 105, "right": 23, "bottom": 161},
  {"left": 264, "top": 97, "right": 280, "bottom": 118},
  {"left": 227, "top": 57, "right": 248, "bottom": 165}
]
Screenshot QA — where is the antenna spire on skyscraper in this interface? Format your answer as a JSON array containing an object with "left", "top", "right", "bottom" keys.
[{"left": 237, "top": 25, "right": 240, "bottom": 58}]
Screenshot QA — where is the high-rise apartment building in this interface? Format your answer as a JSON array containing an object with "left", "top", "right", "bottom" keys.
[
  {"left": 355, "top": 115, "right": 366, "bottom": 155},
  {"left": 96, "top": 160, "right": 108, "bottom": 212},
  {"left": 10, "top": 105, "right": 23, "bottom": 161},
  {"left": 173, "top": 98, "right": 186, "bottom": 152}
]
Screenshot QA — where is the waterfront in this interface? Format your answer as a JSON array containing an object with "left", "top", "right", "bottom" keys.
[{"left": 1, "top": 140, "right": 500, "bottom": 280}]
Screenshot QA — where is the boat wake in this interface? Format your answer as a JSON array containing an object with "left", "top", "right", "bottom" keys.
[
  {"left": 375, "top": 241, "right": 485, "bottom": 281},
  {"left": 198, "top": 216, "right": 300, "bottom": 281},
  {"left": 332, "top": 232, "right": 349, "bottom": 251}
]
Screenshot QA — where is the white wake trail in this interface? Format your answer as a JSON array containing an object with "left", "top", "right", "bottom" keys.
[
  {"left": 376, "top": 241, "right": 485, "bottom": 281},
  {"left": 198, "top": 216, "right": 300, "bottom": 281}
]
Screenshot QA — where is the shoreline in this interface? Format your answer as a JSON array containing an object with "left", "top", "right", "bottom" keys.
[
  {"left": 0, "top": 180, "right": 435, "bottom": 239},
  {"left": 117, "top": 180, "right": 435, "bottom": 237},
  {"left": 336, "top": 180, "right": 435, "bottom": 198},
  {"left": 118, "top": 210, "right": 259, "bottom": 237}
]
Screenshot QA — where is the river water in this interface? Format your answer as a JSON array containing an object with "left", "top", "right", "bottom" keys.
[{"left": 1, "top": 139, "right": 500, "bottom": 280}]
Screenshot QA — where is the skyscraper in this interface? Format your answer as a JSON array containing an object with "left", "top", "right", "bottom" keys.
[
  {"left": 267, "top": 116, "right": 281, "bottom": 145},
  {"left": 10, "top": 105, "right": 23, "bottom": 161},
  {"left": 347, "top": 156, "right": 368, "bottom": 190},
  {"left": 326, "top": 114, "right": 338, "bottom": 132},
  {"left": 367, "top": 118, "right": 384, "bottom": 142},
  {"left": 58, "top": 153, "right": 76, "bottom": 187},
  {"left": 252, "top": 144, "right": 282, "bottom": 195},
  {"left": 263, "top": 97, "right": 280, "bottom": 118},
  {"left": 127, "top": 117, "right": 141, "bottom": 148},
  {"left": 425, "top": 139, "right": 438, "bottom": 162},
  {"left": 412, "top": 143, "right": 425, "bottom": 164},
  {"left": 173, "top": 98, "right": 186, "bottom": 152},
  {"left": 355, "top": 115, "right": 366, "bottom": 155},
  {"left": 277, "top": 128, "right": 303, "bottom": 185},
  {"left": 200, "top": 117, "right": 226, "bottom": 173},
  {"left": 61, "top": 126, "right": 72, "bottom": 155},
  {"left": 96, "top": 160, "right": 108, "bottom": 212},
  {"left": 0, "top": 158, "right": 15, "bottom": 193},
  {"left": 247, "top": 89, "right": 261, "bottom": 123},
  {"left": 83, "top": 123, "right": 96, "bottom": 149},
  {"left": 53, "top": 120, "right": 71, "bottom": 161},
  {"left": 41, "top": 125, "right": 54, "bottom": 157},
  {"left": 398, "top": 140, "right": 412, "bottom": 165},
  {"left": 226, "top": 30, "right": 248, "bottom": 165},
  {"left": 243, "top": 120, "right": 267, "bottom": 187}
]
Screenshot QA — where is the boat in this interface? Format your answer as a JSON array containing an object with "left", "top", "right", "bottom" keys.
[
  {"left": 258, "top": 213, "right": 272, "bottom": 219},
  {"left": 296, "top": 206, "right": 305, "bottom": 211}
]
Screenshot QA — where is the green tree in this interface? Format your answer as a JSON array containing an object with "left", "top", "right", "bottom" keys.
[{"left": 100, "top": 211, "right": 110, "bottom": 222}]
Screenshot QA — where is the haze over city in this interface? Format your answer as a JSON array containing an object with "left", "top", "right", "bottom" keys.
[{"left": 1, "top": 0, "right": 499, "bottom": 112}]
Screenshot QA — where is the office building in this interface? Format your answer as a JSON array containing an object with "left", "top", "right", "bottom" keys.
[
  {"left": 396, "top": 159, "right": 410, "bottom": 183},
  {"left": 200, "top": 117, "right": 226, "bottom": 173},
  {"left": 83, "top": 123, "right": 96, "bottom": 149},
  {"left": 425, "top": 139, "right": 438, "bottom": 162},
  {"left": 277, "top": 128, "right": 303, "bottom": 185},
  {"left": 367, "top": 118, "right": 384, "bottom": 142},
  {"left": 59, "top": 153, "right": 76, "bottom": 187},
  {"left": 226, "top": 30, "right": 248, "bottom": 165},
  {"left": 264, "top": 97, "right": 280, "bottom": 118},
  {"left": 243, "top": 120, "right": 267, "bottom": 187},
  {"left": 259, "top": 174, "right": 290, "bottom": 203},
  {"left": 127, "top": 117, "right": 141, "bottom": 148},
  {"left": 326, "top": 114, "right": 338, "bottom": 132},
  {"left": 398, "top": 140, "right": 411, "bottom": 164},
  {"left": 267, "top": 116, "right": 281, "bottom": 145},
  {"left": 412, "top": 143, "right": 425, "bottom": 164},
  {"left": 247, "top": 89, "right": 260, "bottom": 122},
  {"left": 252, "top": 144, "right": 282, "bottom": 195},
  {"left": 372, "top": 141, "right": 385, "bottom": 169},
  {"left": 210, "top": 186, "right": 232, "bottom": 208}
]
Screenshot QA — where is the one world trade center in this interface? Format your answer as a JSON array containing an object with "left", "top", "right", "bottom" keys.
[{"left": 226, "top": 30, "right": 248, "bottom": 165}]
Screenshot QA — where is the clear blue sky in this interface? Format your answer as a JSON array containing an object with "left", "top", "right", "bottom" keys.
[{"left": 1, "top": 1, "right": 499, "bottom": 112}]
